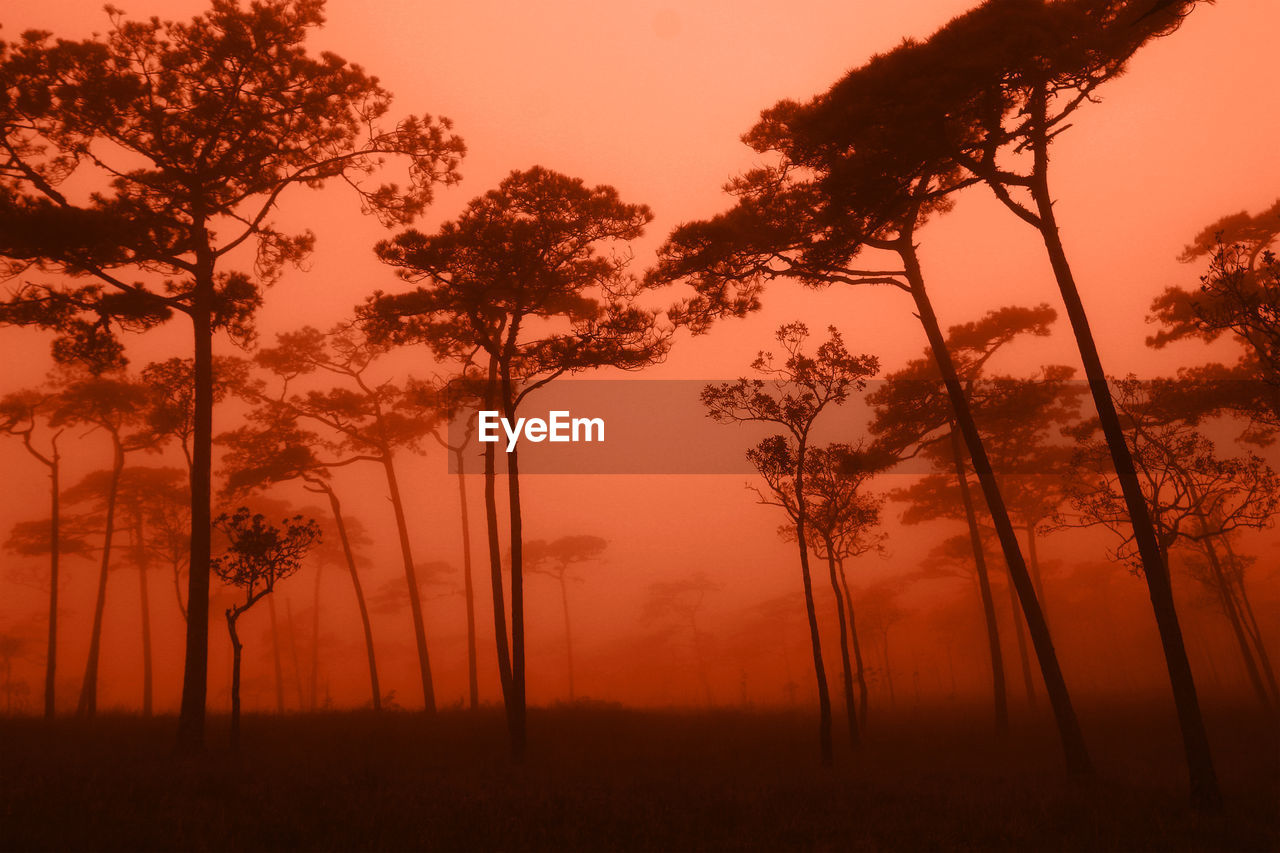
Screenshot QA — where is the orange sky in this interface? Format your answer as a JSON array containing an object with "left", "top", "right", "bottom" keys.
[{"left": 1, "top": 0, "right": 1278, "bottom": 714}]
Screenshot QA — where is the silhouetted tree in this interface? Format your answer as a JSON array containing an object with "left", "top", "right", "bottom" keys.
[
  {"left": 0, "top": 388, "right": 64, "bottom": 717},
  {"left": 365, "top": 166, "right": 670, "bottom": 757},
  {"left": 642, "top": 573, "right": 723, "bottom": 708},
  {"left": 525, "top": 534, "right": 608, "bottom": 702},
  {"left": 705, "top": 323, "right": 877, "bottom": 764},
  {"left": 213, "top": 508, "right": 319, "bottom": 749},
  {"left": 0, "top": 0, "right": 463, "bottom": 750}
]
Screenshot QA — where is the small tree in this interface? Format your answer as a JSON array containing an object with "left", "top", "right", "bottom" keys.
[
  {"left": 704, "top": 323, "right": 878, "bottom": 764},
  {"left": 212, "top": 508, "right": 319, "bottom": 749},
  {"left": 524, "top": 534, "right": 608, "bottom": 702},
  {"left": 641, "top": 573, "right": 723, "bottom": 708}
]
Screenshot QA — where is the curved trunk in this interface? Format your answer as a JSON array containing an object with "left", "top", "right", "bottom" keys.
[
  {"left": 836, "top": 559, "right": 869, "bottom": 727},
  {"left": 1021, "top": 117, "right": 1216, "bottom": 804},
  {"left": 948, "top": 426, "right": 1009, "bottom": 733},
  {"left": 178, "top": 260, "right": 214, "bottom": 753},
  {"left": 899, "top": 236, "right": 1091, "bottom": 777},
  {"left": 454, "top": 447, "right": 480, "bottom": 711},
  {"left": 825, "top": 549, "right": 860, "bottom": 747},
  {"left": 323, "top": 486, "right": 380, "bottom": 711},
  {"left": 77, "top": 435, "right": 125, "bottom": 718},
  {"left": 793, "top": 443, "right": 833, "bottom": 765},
  {"left": 382, "top": 452, "right": 435, "bottom": 713},
  {"left": 227, "top": 608, "right": 242, "bottom": 751}
]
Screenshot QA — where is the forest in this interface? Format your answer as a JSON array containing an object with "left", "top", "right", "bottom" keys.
[{"left": 0, "top": 0, "right": 1276, "bottom": 850}]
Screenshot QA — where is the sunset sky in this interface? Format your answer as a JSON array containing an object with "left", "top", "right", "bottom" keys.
[{"left": 2, "top": 0, "right": 1277, "bottom": 714}]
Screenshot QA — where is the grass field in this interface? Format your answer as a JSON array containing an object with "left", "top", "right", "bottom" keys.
[{"left": 1, "top": 703, "right": 1276, "bottom": 851}]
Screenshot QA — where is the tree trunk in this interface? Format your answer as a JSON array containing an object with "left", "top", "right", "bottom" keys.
[
  {"left": 498, "top": 368, "right": 527, "bottom": 760},
  {"left": 836, "top": 558, "right": 869, "bottom": 727},
  {"left": 1007, "top": 561, "right": 1037, "bottom": 711},
  {"left": 310, "top": 563, "right": 322, "bottom": 711},
  {"left": 286, "top": 597, "right": 305, "bottom": 710},
  {"left": 268, "top": 594, "right": 285, "bottom": 713},
  {"left": 382, "top": 452, "right": 435, "bottom": 713},
  {"left": 1219, "top": 537, "right": 1280, "bottom": 703},
  {"left": 45, "top": 447, "right": 59, "bottom": 720},
  {"left": 559, "top": 573, "right": 576, "bottom": 702},
  {"left": 77, "top": 435, "right": 125, "bottom": 718},
  {"left": 135, "top": 514, "right": 153, "bottom": 717},
  {"left": 899, "top": 235, "right": 1091, "bottom": 777},
  {"left": 825, "top": 549, "right": 860, "bottom": 747},
  {"left": 1200, "top": 532, "right": 1270, "bottom": 711},
  {"left": 793, "top": 441, "right": 833, "bottom": 766},
  {"left": 227, "top": 609, "right": 242, "bottom": 751},
  {"left": 178, "top": 260, "right": 214, "bottom": 753},
  {"left": 881, "top": 628, "right": 895, "bottom": 708},
  {"left": 455, "top": 447, "right": 480, "bottom": 711},
  {"left": 690, "top": 610, "right": 715, "bottom": 707},
  {"left": 1026, "top": 521, "right": 1047, "bottom": 609},
  {"left": 948, "top": 425, "right": 1009, "bottom": 734},
  {"left": 323, "top": 485, "right": 380, "bottom": 711},
  {"left": 484, "top": 422, "right": 514, "bottom": 705},
  {"left": 1021, "top": 119, "right": 1217, "bottom": 805}
]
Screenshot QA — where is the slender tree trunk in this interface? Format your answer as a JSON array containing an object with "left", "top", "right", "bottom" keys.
[
  {"left": 948, "top": 426, "right": 1009, "bottom": 734},
  {"left": 1219, "top": 537, "right": 1280, "bottom": 703},
  {"left": 1007, "top": 561, "right": 1037, "bottom": 711},
  {"left": 310, "top": 564, "right": 322, "bottom": 711},
  {"left": 1026, "top": 521, "right": 1047, "bottom": 613},
  {"left": 1020, "top": 120, "right": 1217, "bottom": 804},
  {"left": 178, "top": 257, "right": 214, "bottom": 753},
  {"left": 1200, "top": 532, "right": 1270, "bottom": 711},
  {"left": 227, "top": 609, "right": 242, "bottom": 751},
  {"left": 793, "top": 441, "right": 833, "bottom": 766},
  {"left": 899, "top": 234, "right": 1091, "bottom": 777},
  {"left": 286, "top": 598, "right": 305, "bottom": 711},
  {"left": 499, "top": 374, "right": 527, "bottom": 760},
  {"left": 268, "top": 594, "right": 285, "bottom": 713},
  {"left": 77, "top": 436, "right": 125, "bottom": 718},
  {"left": 455, "top": 447, "right": 480, "bottom": 711},
  {"left": 135, "top": 515, "right": 153, "bottom": 717},
  {"left": 881, "top": 628, "right": 895, "bottom": 708},
  {"left": 483, "top": 372, "right": 514, "bottom": 708},
  {"left": 825, "top": 549, "right": 860, "bottom": 747},
  {"left": 836, "top": 558, "right": 868, "bottom": 727},
  {"left": 173, "top": 561, "right": 188, "bottom": 623},
  {"left": 559, "top": 573, "right": 575, "bottom": 702},
  {"left": 45, "top": 446, "right": 59, "bottom": 719},
  {"left": 382, "top": 453, "right": 435, "bottom": 713},
  {"left": 322, "top": 486, "right": 380, "bottom": 711}
]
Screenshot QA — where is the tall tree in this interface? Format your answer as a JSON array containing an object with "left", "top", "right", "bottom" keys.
[
  {"left": 364, "top": 166, "right": 670, "bottom": 758},
  {"left": 212, "top": 507, "right": 318, "bottom": 749},
  {"left": 705, "top": 323, "right": 878, "bottom": 764},
  {"left": 0, "top": 388, "right": 64, "bottom": 717},
  {"left": 0, "top": 0, "right": 463, "bottom": 750},
  {"left": 524, "top": 534, "right": 608, "bottom": 702}
]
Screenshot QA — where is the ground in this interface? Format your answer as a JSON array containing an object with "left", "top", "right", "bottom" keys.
[{"left": 1, "top": 702, "right": 1275, "bottom": 851}]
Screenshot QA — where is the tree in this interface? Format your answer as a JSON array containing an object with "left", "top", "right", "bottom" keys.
[
  {"left": 796, "top": 443, "right": 886, "bottom": 737},
  {"left": 641, "top": 572, "right": 723, "bottom": 708},
  {"left": 213, "top": 507, "right": 319, "bottom": 749},
  {"left": 649, "top": 82, "right": 1092, "bottom": 776},
  {"left": 365, "top": 166, "right": 670, "bottom": 758},
  {"left": 1062, "top": 377, "right": 1280, "bottom": 712},
  {"left": 54, "top": 371, "right": 151, "bottom": 717},
  {"left": 0, "top": 388, "right": 64, "bottom": 717},
  {"left": 0, "top": 0, "right": 463, "bottom": 750},
  {"left": 524, "top": 534, "right": 608, "bottom": 702},
  {"left": 882, "top": 0, "right": 1219, "bottom": 805},
  {"left": 704, "top": 323, "right": 878, "bottom": 764}
]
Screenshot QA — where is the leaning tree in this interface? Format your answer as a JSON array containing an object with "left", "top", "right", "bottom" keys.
[{"left": 0, "top": 0, "right": 463, "bottom": 749}]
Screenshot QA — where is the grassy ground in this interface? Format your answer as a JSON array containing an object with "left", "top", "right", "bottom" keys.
[{"left": 1, "top": 703, "right": 1275, "bottom": 851}]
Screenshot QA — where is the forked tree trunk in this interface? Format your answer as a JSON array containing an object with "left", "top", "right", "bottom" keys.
[
  {"left": 792, "top": 441, "right": 833, "bottom": 766},
  {"left": 454, "top": 446, "right": 480, "bottom": 710},
  {"left": 948, "top": 426, "right": 1009, "bottom": 734},
  {"left": 178, "top": 259, "right": 214, "bottom": 753},
  {"left": 382, "top": 452, "right": 435, "bottom": 713},
  {"left": 77, "top": 436, "right": 125, "bottom": 718},
  {"left": 898, "top": 232, "right": 1091, "bottom": 777},
  {"left": 825, "top": 548, "right": 860, "bottom": 747},
  {"left": 321, "top": 485, "right": 380, "bottom": 711},
  {"left": 836, "top": 558, "right": 869, "bottom": 727},
  {"left": 1020, "top": 112, "right": 1217, "bottom": 804}
]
